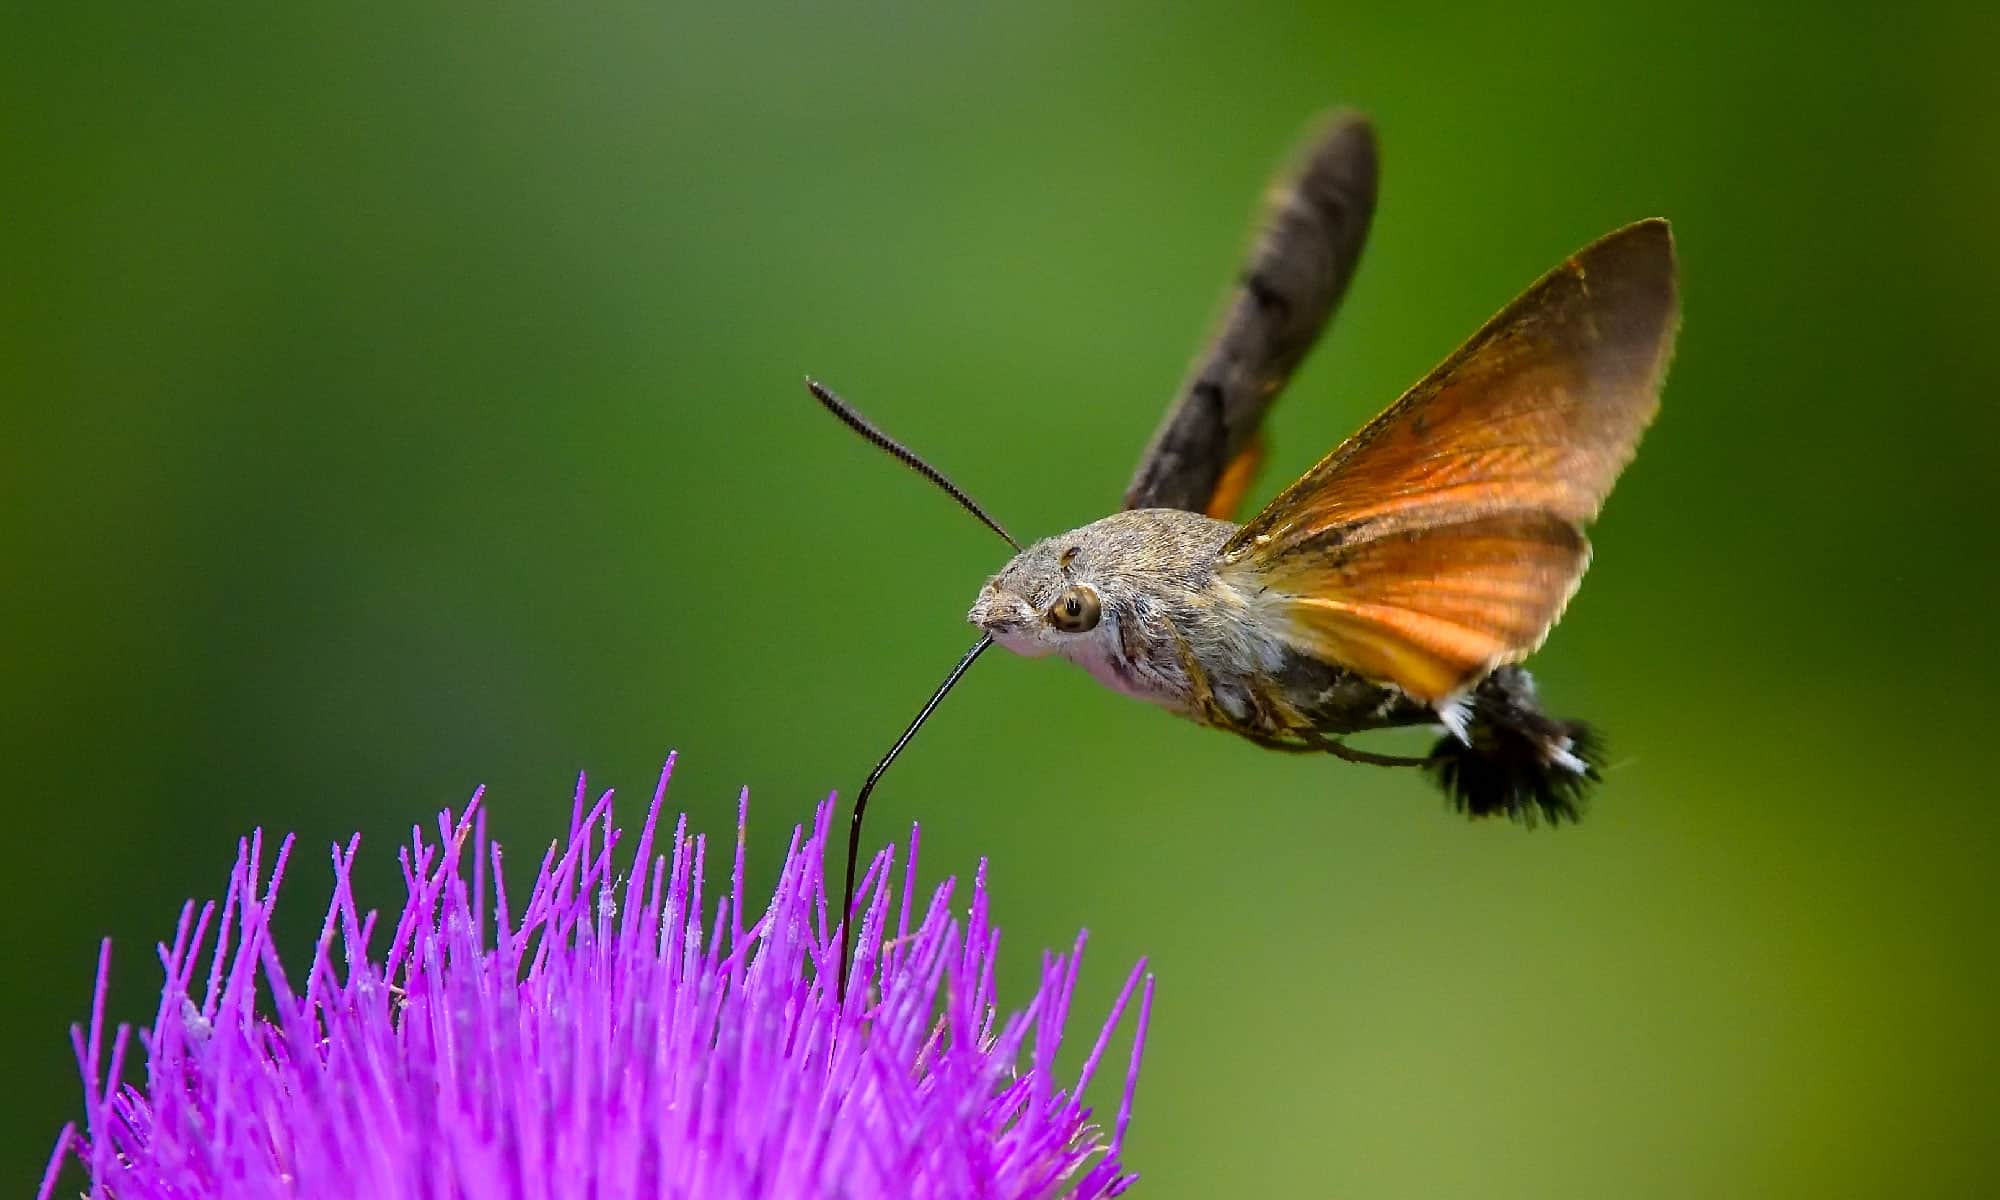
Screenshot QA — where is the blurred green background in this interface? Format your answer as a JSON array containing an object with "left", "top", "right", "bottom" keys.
[{"left": 5, "top": 3, "right": 1996, "bottom": 1196}]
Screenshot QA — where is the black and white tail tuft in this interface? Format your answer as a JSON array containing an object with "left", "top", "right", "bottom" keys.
[{"left": 1424, "top": 666, "right": 1602, "bottom": 825}]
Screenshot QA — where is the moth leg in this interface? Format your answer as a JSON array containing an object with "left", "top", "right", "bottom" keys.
[
  {"left": 1243, "top": 675, "right": 1319, "bottom": 742},
  {"left": 1318, "top": 735, "right": 1428, "bottom": 769},
  {"left": 1230, "top": 721, "right": 1426, "bottom": 766},
  {"left": 1164, "top": 628, "right": 1208, "bottom": 710},
  {"left": 1236, "top": 730, "right": 1323, "bottom": 755},
  {"left": 1166, "top": 626, "right": 1234, "bottom": 729}
]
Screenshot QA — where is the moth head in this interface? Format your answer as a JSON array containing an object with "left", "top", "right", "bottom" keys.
[{"left": 968, "top": 538, "right": 1112, "bottom": 658}]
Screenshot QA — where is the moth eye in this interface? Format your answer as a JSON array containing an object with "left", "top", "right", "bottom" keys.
[{"left": 1047, "top": 584, "right": 1101, "bottom": 633}]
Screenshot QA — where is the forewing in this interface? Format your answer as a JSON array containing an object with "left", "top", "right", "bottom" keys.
[
  {"left": 1223, "top": 220, "right": 1679, "bottom": 701},
  {"left": 1123, "top": 111, "right": 1378, "bottom": 516}
]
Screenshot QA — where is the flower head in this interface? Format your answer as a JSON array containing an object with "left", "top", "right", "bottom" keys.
[{"left": 42, "top": 756, "right": 1152, "bottom": 1198}]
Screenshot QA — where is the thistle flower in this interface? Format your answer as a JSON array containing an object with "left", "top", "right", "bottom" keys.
[{"left": 41, "top": 756, "right": 1153, "bottom": 1199}]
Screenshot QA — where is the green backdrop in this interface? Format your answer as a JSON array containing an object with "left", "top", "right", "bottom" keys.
[{"left": 5, "top": 3, "right": 1995, "bottom": 1196}]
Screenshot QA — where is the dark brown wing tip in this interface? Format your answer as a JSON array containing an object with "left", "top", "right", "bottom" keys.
[
  {"left": 1572, "top": 218, "right": 1674, "bottom": 285},
  {"left": 1570, "top": 218, "right": 1681, "bottom": 383},
  {"left": 1576, "top": 219, "right": 1678, "bottom": 314}
]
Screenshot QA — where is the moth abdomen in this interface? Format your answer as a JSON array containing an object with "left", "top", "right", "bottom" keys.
[{"left": 1423, "top": 666, "right": 1602, "bottom": 826}]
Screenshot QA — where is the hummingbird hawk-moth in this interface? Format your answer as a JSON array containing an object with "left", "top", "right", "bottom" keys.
[{"left": 810, "top": 111, "right": 1679, "bottom": 997}]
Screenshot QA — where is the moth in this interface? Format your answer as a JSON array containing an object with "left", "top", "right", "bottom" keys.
[{"left": 811, "top": 111, "right": 1679, "bottom": 996}]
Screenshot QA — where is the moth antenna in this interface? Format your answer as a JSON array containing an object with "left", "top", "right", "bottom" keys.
[
  {"left": 836, "top": 635, "right": 995, "bottom": 1001},
  {"left": 806, "top": 377, "right": 1021, "bottom": 552}
]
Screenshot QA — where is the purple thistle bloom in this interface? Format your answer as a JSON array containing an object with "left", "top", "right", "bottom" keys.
[{"left": 41, "top": 756, "right": 1153, "bottom": 1199}]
